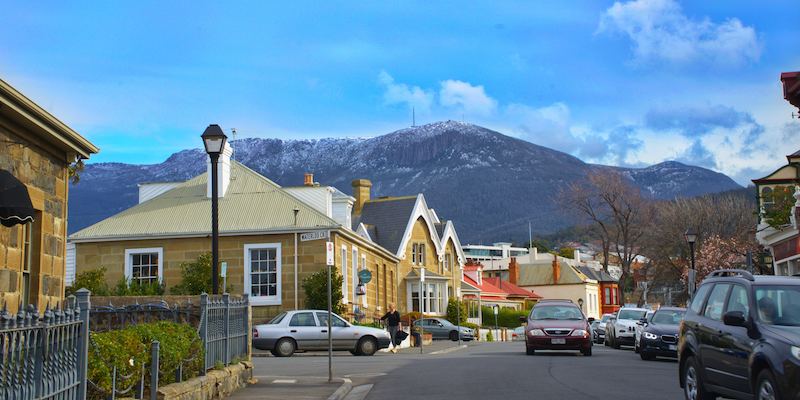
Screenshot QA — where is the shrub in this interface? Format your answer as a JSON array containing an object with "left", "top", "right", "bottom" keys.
[
  {"left": 352, "top": 321, "right": 381, "bottom": 328},
  {"left": 170, "top": 252, "right": 232, "bottom": 295},
  {"left": 111, "top": 277, "right": 166, "bottom": 296},
  {"left": 486, "top": 331, "right": 494, "bottom": 342},
  {"left": 301, "top": 266, "right": 345, "bottom": 316},
  {"left": 481, "top": 306, "right": 529, "bottom": 328},
  {"left": 445, "top": 298, "right": 468, "bottom": 326},
  {"left": 67, "top": 267, "right": 110, "bottom": 297}
]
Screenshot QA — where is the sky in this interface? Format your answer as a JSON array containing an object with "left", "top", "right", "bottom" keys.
[{"left": 2, "top": 1, "right": 799, "bottom": 187}]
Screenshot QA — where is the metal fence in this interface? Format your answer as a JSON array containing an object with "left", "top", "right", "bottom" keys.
[
  {"left": 0, "top": 289, "right": 90, "bottom": 400},
  {"left": 199, "top": 293, "right": 250, "bottom": 372}
]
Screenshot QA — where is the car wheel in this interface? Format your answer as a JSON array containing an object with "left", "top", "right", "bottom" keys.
[
  {"left": 526, "top": 343, "right": 535, "bottom": 355},
  {"left": 350, "top": 349, "right": 362, "bottom": 356},
  {"left": 635, "top": 340, "right": 640, "bottom": 353},
  {"left": 273, "top": 338, "right": 296, "bottom": 357},
  {"left": 582, "top": 346, "right": 592, "bottom": 356},
  {"left": 604, "top": 335, "right": 609, "bottom": 346},
  {"left": 755, "top": 369, "right": 779, "bottom": 400},
  {"left": 612, "top": 334, "right": 620, "bottom": 349},
  {"left": 449, "top": 330, "right": 459, "bottom": 341},
  {"left": 358, "top": 337, "right": 378, "bottom": 356},
  {"left": 683, "top": 356, "right": 716, "bottom": 400},
  {"left": 640, "top": 350, "right": 654, "bottom": 361}
]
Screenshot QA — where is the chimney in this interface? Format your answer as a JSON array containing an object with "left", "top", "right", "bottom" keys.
[
  {"left": 552, "top": 258, "right": 561, "bottom": 284},
  {"left": 575, "top": 249, "right": 581, "bottom": 263},
  {"left": 532, "top": 247, "right": 538, "bottom": 261},
  {"left": 352, "top": 179, "right": 372, "bottom": 215},
  {"left": 509, "top": 257, "right": 519, "bottom": 286},
  {"left": 206, "top": 142, "right": 233, "bottom": 199},
  {"left": 304, "top": 174, "right": 314, "bottom": 186}
]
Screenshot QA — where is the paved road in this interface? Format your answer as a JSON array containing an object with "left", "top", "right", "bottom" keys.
[{"left": 249, "top": 341, "right": 687, "bottom": 400}]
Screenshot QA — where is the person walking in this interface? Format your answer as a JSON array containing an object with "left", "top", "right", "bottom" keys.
[{"left": 381, "top": 303, "right": 402, "bottom": 353}]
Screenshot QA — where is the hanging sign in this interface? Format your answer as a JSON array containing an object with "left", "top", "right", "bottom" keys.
[{"left": 358, "top": 269, "right": 372, "bottom": 284}]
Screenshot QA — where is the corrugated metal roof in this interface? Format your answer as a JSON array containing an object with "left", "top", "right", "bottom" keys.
[
  {"left": 70, "top": 162, "right": 340, "bottom": 240},
  {"left": 516, "top": 263, "right": 587, "bottom": 286}
]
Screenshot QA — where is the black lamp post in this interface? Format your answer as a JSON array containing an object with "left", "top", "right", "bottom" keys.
[
  {"left": 202, "top": 125, "right": 228, "bottom": 295},
  {"left": 684, "top": 228, "right": 698, "bottom": 298}
]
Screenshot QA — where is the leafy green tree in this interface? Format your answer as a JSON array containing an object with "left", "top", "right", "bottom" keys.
[
  {"left": 759, "top": 185, "right": 797, "bottom": 229},
  {"left": 67, "top": 266, "right": 110, "bottom": 296},
  {"left": 301, "top": 266, "right": 344, "bottom": 315},
  {"left": 446, "top": 297, "right": 467, "bottom": 325},
  {"left": 558, "top": 248, "right": 575, "bottom": 259},
  {"left": 170, "top": 252, "right": 231, "bottom": 295}
]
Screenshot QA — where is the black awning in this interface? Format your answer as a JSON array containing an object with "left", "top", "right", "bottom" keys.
[{"left": 0, "top": 169, "right": 35, "bottom": 227}]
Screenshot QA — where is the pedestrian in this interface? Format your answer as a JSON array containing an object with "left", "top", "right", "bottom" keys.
[
  {"left": 409, "top": 316, "right": 421, "bottom": 347},
  {"left": 381, "top": 303, "right": 402, "bottom": 353}
]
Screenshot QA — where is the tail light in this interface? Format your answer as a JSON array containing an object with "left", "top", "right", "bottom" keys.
[{"left": 253, "top": 329, "right": 258, "bottom": 338}]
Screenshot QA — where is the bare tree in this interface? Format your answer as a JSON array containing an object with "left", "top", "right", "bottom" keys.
[{"left": 558, "top": 168, "right": 655, "bottom": 305}]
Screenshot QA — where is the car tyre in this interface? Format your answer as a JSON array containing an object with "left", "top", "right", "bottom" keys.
[
  {"left": 350, "top": 349, "right": 362, "bottom": 356},
  {"left": 526, "top": 343, "right": 535, "bottom": 355},
  {"left": 683, "top": 356, "right": 716, "bottom": 400},
  {"left": 612, "top": 334, "right": 620, "bottom": 349},
  {"left": 449, "top": 330, "right": 459, "bottom": 341},
  {"left": 358, "top": 337, "right": 378, "bottom": 356},
  {"left": 273, "top": 338, "right": 296, "bottom": 357},
  {"left": 582, "top": 346, "right": 592, "bottom": 356},
  {"left": 635, "top": 340, "right": 640, "bottom": 353},
  {"left": 755, "top": 369, "right": 780, "bottom": 400},
  {"left": 640, "top": 350, "right": 654, "bottom": 361},
  {"left": 604, "top": 335, "right": 609, "bottom": 346}
]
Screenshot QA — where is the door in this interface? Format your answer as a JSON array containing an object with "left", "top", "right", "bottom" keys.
[
  {"left": 715, "top": 284, "right": 753, "bottom": 394},
  {"left": 316, "top": 312, "right": 358, "bottom": 350},
  {"left": 697, "top": 283, "right": 730, "bottom": 387},
  {"left": 425, "top": 319, "right": 446, "bottom": 339},
  {"left": 287, "top": 312, "right": 321, "bottom": 350}
]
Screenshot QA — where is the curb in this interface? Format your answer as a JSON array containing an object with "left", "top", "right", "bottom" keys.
[
  {"left": 327, "top": 378, "right": 353, "bottom": 400},
  {"left": 429, "top": 345, "right": 468, "bottom": 355}
]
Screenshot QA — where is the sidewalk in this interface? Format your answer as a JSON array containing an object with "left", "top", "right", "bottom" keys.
[{"left": 241, "top": 340, "right": 469, "bottom": 399}]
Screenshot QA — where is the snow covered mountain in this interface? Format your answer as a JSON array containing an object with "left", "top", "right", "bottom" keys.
[{"left": 68, "top": 121, "right": 741, "bottom": 244}]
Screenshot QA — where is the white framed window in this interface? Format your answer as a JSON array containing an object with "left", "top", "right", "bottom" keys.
[
  {"left": 444, "top": 254, "right": 450, "bottom": 271},
  {"left": 125, "top": 248, "right": 163, "bottom": 285},
  {"left": 419, "top": 244, "right": 425, "bottom": 266},
  {"left": 409, "top": 282, "right": 444, "bottom": 314},
  {"left": 412, "top": 244, "right": 418, "bottom": 265},
  {"left": 244, "top": 243, "right": 281, "bottom": 306},
  {"left": 352, "top": 247, "right": 358, "bottom": 303},
  {"left": 341, "top": 245, "right": 348, "bottom": 304}
]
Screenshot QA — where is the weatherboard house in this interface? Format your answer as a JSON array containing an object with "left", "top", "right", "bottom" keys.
[{"left": 69, "top": 145, "right": 401, "bottom": 320}]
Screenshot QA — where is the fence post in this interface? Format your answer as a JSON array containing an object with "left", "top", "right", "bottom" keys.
[
  {"left": 77, "top": 288, "right": 91, "bottom": 400},
  {"left": 223, "top": 293, "right": 230, "bottom": 366},
  {"left": 200, "top": 293, "right": 208, "bottom": 375},
  {"left": 244, "top": 293, "right": 251, "bottom": 360},
  {"left": 151, "top": 341, "right": 160, "bottom": 400}
]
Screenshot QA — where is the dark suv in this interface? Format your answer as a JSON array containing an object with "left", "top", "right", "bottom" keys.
[
  {"left": 677, "top": 270, "right": 800, "bottom": 400},
  {"left": 520, "top": 299, "right": 594, "bottom": 356}
]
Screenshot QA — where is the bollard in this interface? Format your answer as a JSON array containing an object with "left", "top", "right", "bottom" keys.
[{"left": 151, "top": 341, "right": 160, "bottom": 400}]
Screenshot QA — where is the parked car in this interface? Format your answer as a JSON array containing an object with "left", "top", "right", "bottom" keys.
[
  {"left": 590, "top": 321, "right": 601, "bottom": 343},
  {"left": 520, "top": 299, "right": 594, "bottom": 356},
  {"left": 412, "top": 318, "right": 475, "bottom": 341},
  {"left": 637, "top": 307, "right": 685, "bottom": 360},
  {"left": 633, "top": 309, "right": 656, "bottom": 353},
  {"left": 253, "top": 310, "right": 392, "bottom": 357},
  {"left": 512, "top": 325, "right": 525, "bottom": 341},
  {"left": 605, "top": 306, "right": 647, "bottom": 349},
  {"left": 678, "top": 269, "right": 800, "bottom": 400},
  {"left": 595, "top": 313, "right": 613, "bottom": 344}
]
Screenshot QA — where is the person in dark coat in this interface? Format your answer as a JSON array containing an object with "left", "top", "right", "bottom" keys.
[
  {"left": 409, "top": 316, "right": 421, "bottom": 347},
  {"left": 381, "top": 303, "right": 402, "bottom": 353}
]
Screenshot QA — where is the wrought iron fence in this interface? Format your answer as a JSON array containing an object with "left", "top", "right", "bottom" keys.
[
  {"left": 0, "top": 289, "right": 90, "bottom": 400},
  {"left": 199, "top": 293, "right": 250, "bottom": 372}
]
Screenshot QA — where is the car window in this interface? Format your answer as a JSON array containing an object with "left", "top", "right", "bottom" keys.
[
  {"left": 756, "top": 285, "right": 800, "bottom": 326},
  {"left": 689, "top": 284, "right": 713, "bottom": 314},
  {"left": 703, "top": 283, "right": 731, "bottom": 320},
  {"left": 267, "top": 312, "right": 287, "bottom": 324},
  {"left": 725, "top": 284, "right": 750, "bottom": 316},
  {"left": 531, "top": 305, "right": 581, "bottom": 320},
  {"left": 600, "top": 315, "right": 611, "bottom": 323},
  {"left": 289, "top": 312, "right": 317, "bottom": 327},
  {"left": 617, "top": 309, "right": 646, "bottom": 320},
  {"left": 652, "top": 309, "right": 685, "bottom": 325},
  {"left": 315, "top": 312, "right": 348, "bottom": 327}
]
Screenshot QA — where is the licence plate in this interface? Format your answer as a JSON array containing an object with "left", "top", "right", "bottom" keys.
[
  {"left": 669, "top": 345, "right": 677, "bottom": 351},
  {"left": 551, "top": 338, "right": 566, "bottom": 344}
]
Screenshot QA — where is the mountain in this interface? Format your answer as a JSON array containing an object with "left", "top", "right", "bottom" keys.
[{"left": 68, "top": 121, "right": 742, "bottom": 244}]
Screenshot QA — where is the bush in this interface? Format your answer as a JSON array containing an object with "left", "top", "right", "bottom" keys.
[
  {"left": 445, "top": 298, "right": 468, "bottom": 326},
  {"left": 170, "top": 252, "right": 232, "bottom": 295},
  {"left": 87, "top": 321, "right": 204, "bottom": 400},
  {"left": 301, "top": 266, "right": 345, "bottom": 316},
  {"left": 111, "top": 277, "right": 166, "bottom": 296},
  {"left": 481, "top": 306, "right": 529, "bottom": 328},
  {"left": 486, "top": 331, "right": 494, "bottom": 342},
  {"left": 67, "top": 267, "right": 110, "bottom": 297},
  {"left": 353, "top": 321, "right": 381, "bottom": 328}
]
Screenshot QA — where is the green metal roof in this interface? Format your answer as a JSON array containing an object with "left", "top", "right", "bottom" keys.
[{"left": 70, "top": 162, "right": 341, "bottom": 240}]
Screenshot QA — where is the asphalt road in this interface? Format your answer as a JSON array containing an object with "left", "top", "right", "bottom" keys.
[{"left": 250, "top": 341, "right": 688, "bottom": 400}]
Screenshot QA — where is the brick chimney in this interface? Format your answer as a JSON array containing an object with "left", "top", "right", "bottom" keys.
[
  {"left": 352, "top": 179, "right": 372, "bottom": 215},
  {"left": 552, "top": 258, "right": 561, "bottom": 284},
  {"left": 509, "top": 257, "right": 519, "bottom": 286},
  {"left": 304, "top": 174, "right": 314, "bottom": 186}
]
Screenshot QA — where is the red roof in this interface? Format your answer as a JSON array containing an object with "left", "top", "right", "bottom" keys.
[{"left": 483, "top": 277, "right": 542, "bottom": 299}]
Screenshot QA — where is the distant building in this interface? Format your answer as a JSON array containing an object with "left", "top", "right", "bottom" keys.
[{"left": 462, "top": 242, "right": 528, "bottom": 264}]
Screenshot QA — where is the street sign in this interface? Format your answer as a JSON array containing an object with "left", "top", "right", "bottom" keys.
[
  {"left": 301, "top": 231, "right": 328, "bottom": 241},
  {"left": 358, "top": 269, "right": 372, "bottom": 284},
  {"left": 493, "top": 305, "right": 499, "bottom": 315},
  {"left": 326, "top": 242, "right": 334, "bottom": 266},
  {"left": 221, "top": 262, "right": 227, "bottom": 276}
]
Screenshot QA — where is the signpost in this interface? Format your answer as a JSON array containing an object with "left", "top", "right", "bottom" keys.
[
  {"left": 420, "top": 268, "right": 425, "bottom": 354},
  {"left": 326, "top": 241, "right": 334, "bottom": 382},
  {"left": 221, "top": 262, "right": 227, "bottom": 293},
  {"left": 494, "top": 305, "right": 499, "bottom": 340}
]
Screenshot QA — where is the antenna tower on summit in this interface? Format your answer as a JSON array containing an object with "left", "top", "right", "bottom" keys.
[{"left": 413, "top": 106, "right": 415, "bottom": 127}]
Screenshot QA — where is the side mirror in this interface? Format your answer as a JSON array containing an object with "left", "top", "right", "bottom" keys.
[
  {"left": 638, "top": 317, "right": 648, "bottom": 324},
  {"left": 438, "top": 323, "right": 443, "bottom": 327},
  {"left": 519, "top": 316, "right": 527, "bottom": 323},
  {"left": 587, "top": 317, "right": 595, "bottom": 322},
  {"left": 722, "top": 311, "right": 747, "bottom": 327}
]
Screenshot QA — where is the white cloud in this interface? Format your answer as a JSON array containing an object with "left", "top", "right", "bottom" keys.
[
  {"left": 597, "top": 0, "right": 762, "bottom": 69},
  {"left": 439, "top": 80, "right": 498, "bottom": 117},
  {"left": 505, "top": 102, "right": 574, "bottom": 149},
  {"left": 377, "top": 70, "right": 434, "bottom": 113}
]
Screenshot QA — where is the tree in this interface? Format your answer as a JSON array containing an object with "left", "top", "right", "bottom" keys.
[
  {"left": 446, "top": 297, "right": 467, "bottom": 326},
  {"left": 170, "top": 252, "right": 231, "bottom": 295},
  {"left": 759, "top": 185, "right": 797, "bottom": 229},
  {"left": 68, "top": 158, "right": 85, "bottom": 185},
  {"left": 302, "top": 266, "right": 345, "bottom": 315},
  {"left": 557, "top": 168, "right": 655, "bottom": 305},
  {"left": 558, "top": 248, "right": 575, "bottom": 259},
  {"left": 686, "top": 235, "right": 750, "bottom": 283}
]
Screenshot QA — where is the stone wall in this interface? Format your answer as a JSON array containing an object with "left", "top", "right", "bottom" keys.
[{"left": 156, "top": 361, "right": 254, "bottom": 400}]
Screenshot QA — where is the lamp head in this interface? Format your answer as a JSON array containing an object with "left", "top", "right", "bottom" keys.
[
  {"left": 578, "top": 298, "right": 584, "bottom": 307},
  {"left": 684, "top": 228, "right": 698, "bottom": 245},
  {"left": 202, "top": 124, "right": 228, "bottom": 155}
]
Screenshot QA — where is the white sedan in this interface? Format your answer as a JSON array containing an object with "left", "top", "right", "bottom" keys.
[{"left": 253, "top": 310, "right": 392, "bottom": 357}]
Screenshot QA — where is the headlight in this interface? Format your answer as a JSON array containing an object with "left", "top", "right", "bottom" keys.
[
  {"left": 616, "top": 323, "right": 625, "bottom": 329},
  {"left": 643, "top": 332, "right": 658, "bottom": 340},
  {"left": 529, "top": 329, "right": 545, "bottom": 336},
  {"left": 791, "top": 346, "right": 800, "bottom": 361},
  {"left": 571, "top": 329, "right": 588, "bottom": 337}
]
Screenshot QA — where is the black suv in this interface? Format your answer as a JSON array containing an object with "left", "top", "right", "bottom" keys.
[{"left": 677, "top": 270, "right": 800, "bottom": 400}]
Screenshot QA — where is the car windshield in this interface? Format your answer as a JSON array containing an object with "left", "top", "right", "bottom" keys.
[
  {"left": 756, "top": 286, "right": 800, "bottom": 326},
  {"left": 531, "top": 305, "right": 582, "bottom": 320},
  {"left": 267, "top": 312, "right": 287, "bottom": 325},
  {"left": 617, "top": 309, "right": 646, "bottom": 320},
  {"left": 651, "top": 309, "right": 685, "bottom": 325},
  {"left": 600, "top": 315, "right": 611, "bottom": 323}
]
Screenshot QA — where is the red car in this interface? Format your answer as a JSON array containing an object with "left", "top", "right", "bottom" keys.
[{"left": 520, "top": 299, "right": 594, "bottom": 356}]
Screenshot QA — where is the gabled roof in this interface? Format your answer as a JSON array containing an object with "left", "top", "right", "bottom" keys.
[
  {"left": 438, "top": 221, "right": 466, "bottom": 264},
  {"left": 576, "top": 266, "right": 618, "bottom": 283},
  {"left": 356, "top": 194, "right": 443, "bottom": 258},
  {"left": 70, "top": 161, "right": 341, "bottom": 241},
  {"left": 462, "top": 274, "right": 506, "bottom": 297},
  {"left": 483, "top": 277, "right": 542, "bottom": 299},
  {"left": 516, "top": 262, "right": 591, "bottom": 286}
]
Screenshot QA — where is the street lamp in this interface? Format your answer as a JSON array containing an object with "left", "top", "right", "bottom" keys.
[
  {"left": 684, "top": 228, "right": 698, "bottom": 299},
  {"left": 578, "top": 298, "right": 584, "bottom": 312},
  {"left": 202, "top": 124, "right": 228, "bottom": 295}
]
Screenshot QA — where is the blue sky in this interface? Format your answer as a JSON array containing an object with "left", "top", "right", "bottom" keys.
[{"left": 2, "top": 1, "right": 798, "bottom": 186}]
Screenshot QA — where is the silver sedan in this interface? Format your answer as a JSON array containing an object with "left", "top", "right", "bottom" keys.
[{"left": 253, "top": 310, "right": 392, "bottom": 357}]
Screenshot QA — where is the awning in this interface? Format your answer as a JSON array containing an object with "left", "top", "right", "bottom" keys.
[{"left": 0, "top": 170, "right": 35, "bottom": 227}]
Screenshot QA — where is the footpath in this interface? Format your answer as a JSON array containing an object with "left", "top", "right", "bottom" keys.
[{"left": 233, "top": 340, "right": 468, "bottom": 399}]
